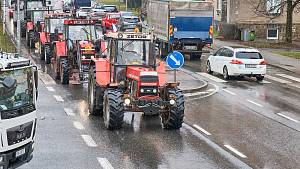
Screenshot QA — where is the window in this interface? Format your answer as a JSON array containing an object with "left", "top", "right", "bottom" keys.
[
  {"left": 266, "top": 0, "right": 281, "bottom": 14},
  {"left": 236, "top": 52, "right": 263, "bottom": 59},
  {"left": 223, "top": 49, "right": 234, "bottom": 57},
  {"left": 267, "top": 29, "right": 278, "bottom": 39},
  {"left": 214, "top": 48, "right": 224, "bottom": 56}
]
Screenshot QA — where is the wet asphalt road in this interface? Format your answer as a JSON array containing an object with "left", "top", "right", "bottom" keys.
[{"left": 5, "top": 16, "right": 300, "bottom": 169}]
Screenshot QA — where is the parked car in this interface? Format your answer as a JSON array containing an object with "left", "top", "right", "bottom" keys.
[
  {"left": 120, "top": 11, "right": 134, "bottom": 17},
  {"left": 118, "top": 15, "right": 141, "bottom": 32},
  {"left": 102, "top": 12, "right": 121, "bottom": 33},
  {"left": 100, "top": 5, "right": 118, "bottom": 13},
  {"left": 76, "top": 7, "right": 92, "bottom": 18},
  {"left": 206, "top": 46, "right": 267, "bottom": 81}
]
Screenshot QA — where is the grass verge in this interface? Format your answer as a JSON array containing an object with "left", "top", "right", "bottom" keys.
[{"left": 273, "top": 51, "right": 300, "bottom": 59}]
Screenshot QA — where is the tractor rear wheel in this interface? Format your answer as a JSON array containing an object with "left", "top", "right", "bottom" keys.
[
  {"left": 60, "top": 58, "right": 69, "bottom": 85},
  {"left": 40, "top": 45, "right": 45, "bottom": 60},
  {"left": 103, "top": 89, "right": 124, "bottom": 130},
  {"left": 29, "top": 31, "right": 35, "bottom": 49},
  {"left": 44, "top": 45, "right": 52, "bottom": 64},
  {"left": 161, "top": 88, "right": 184, "bottom": 130},
  {"left": 88, "top": 67, "right": 103, "bottom": 116}
]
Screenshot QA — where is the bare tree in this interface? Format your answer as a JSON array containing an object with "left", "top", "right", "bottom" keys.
[{"left": 250, "top": 0, "right": 300, "bottom": 43}]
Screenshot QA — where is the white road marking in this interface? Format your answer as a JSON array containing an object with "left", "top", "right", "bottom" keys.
[
  {"left": 73, "top": 121, "right": 85, "bottom": 130},
  {"left": 288, "top": 83, "right": 300, "bottom": 89},
  {"left": 64, "top": 108, "right": 75, "bottom": 116},
  {"left": 46, "top": 86, "right": 55, "bottom": 92},
  {"left": 97, "top": 157, "right": 114, "bottom": 169},
  {"left": 276, "top": 74, "right": 300, "bottom": 83},
  {"left": 259, "top": 80, "right": 271, "bottom": 84},
  {"left": 39, "top": 72, "right": 56, "bottom": 85},
  {"left": 81, "top": 135, "right": 98, "bottom": 147},
  {"left": 53, "top": 95, "right": 64, "bottom": 102},
  {"left": 187, "top": 83, "right": 220, "bottom": 101},
  {"left": 247, "top": 100, "right": 263, "bottom": 107},
  {"left": 224, "top": 145, "right": 247, "bottom": 158},
  {"left": 184, "top": 91, "right": 209, "bottom": 97},
  {"left": 222, "top": 89, "right": 237, "bottom": 96},
  {"left": 193, "top": 124, "right": 212, "bottom": 136},
  {"left": 196, "top": 72, "right": 227, "bottom": 83},
  {"left": 277, "top": 113, "right": 300, "bottom": 123},
  {"left": 265, "top": 75, "right": 292, "bottom": 84}
]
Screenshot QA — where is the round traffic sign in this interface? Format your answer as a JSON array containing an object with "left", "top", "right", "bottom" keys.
[{"left": 166, "top": 51, "right": 184, "bottom": 69}]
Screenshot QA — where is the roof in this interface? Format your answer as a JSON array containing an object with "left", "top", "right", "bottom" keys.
[
  {"left": 0, "top": 52, "right": 31, "bottom": 70},
  {"left": 223, "top": 46, "right": 260, "bottom": 53}
]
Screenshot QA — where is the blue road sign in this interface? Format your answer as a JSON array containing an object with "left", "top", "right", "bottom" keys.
[{"left": 166, "top": 51, "right": 184, "bottom": 69}]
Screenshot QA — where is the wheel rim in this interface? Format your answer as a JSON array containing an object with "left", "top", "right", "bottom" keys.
[{"left": 207, "top": 62, "right": 211, "bottom": 72}]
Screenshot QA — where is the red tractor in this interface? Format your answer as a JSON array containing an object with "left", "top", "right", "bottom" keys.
[
  {"left": 88, "top": 32, "right": 184, "bottom": 130},
  {"left": 52, "top": 19, "right": 98, "bottom": 85},
  {"left": 38, "top": 13, "right": 71, "bottom": 64},
  {"left": 101, "top": 12, "right": 120, "bottom": 34},
  {"left": 25, "top": 7, "right": 53, "bottom": 49}
]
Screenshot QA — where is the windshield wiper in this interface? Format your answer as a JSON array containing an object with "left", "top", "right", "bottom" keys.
[{"left": 121, "top": 40, "right": 134, "bottom": 51}]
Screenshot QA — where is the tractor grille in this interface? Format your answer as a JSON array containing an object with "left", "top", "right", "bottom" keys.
[
  {"left": 140, "top": 75, "right": 158, "bottom": 83},
  {"left": 7, "top": 121, "right": 33, "bottom": 146},
  {"left": 1, "top": 104, "right": 35, "bottom": 120}
]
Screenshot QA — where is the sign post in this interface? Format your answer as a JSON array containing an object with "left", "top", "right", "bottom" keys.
[{"left": 166, "top": 51, "right": 184, "bottom": 82}]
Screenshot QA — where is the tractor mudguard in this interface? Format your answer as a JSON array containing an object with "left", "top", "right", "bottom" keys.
[
  {"left": 55, "top": 41, "right": 66, "bottom": 57},
  {"left": 27, "top": 22, "right": 34, "bottom": 32},
  {"left": 92, "top": 58, "right": 110, "bottom": 87},
  {"left": 156, "top": 61, "right": 167, "bottom": 87},
  {"left": 39, "top": 32, "right": 48, "bottom": 45}
]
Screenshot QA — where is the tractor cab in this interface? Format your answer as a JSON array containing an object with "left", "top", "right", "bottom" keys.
[
  {"left": 88, "top": 32, "right": 185, "bottom": 130},
  {"left": 52, "top": 19, "right": 98, "bottom": 85},
  {"left": 25, "top": 7, "right": 54, "bottom": 49},
  {"left": 38, "top": 13, "right": 72, "bottom": 63}
]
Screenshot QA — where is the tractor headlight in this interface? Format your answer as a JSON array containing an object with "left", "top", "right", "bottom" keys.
[
  {"left": 140, "top": 89, "right": 144, "bottom": 93},
  {"left": 124, "top": 98, "right": 131, "bottom": 105},
  {"left": 82, "top": 56, "right": 86, "bottom": 59},
  {"left": 169, "top": 99, "right": 176, "bottom": 105},
  {"left": 153, "top": 89, "right": 157, "bottom": 93}
]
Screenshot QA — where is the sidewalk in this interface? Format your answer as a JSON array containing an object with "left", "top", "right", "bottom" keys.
[
  {"left": 166, "top": 68, "right": 207, "bottom": 93},
  {"left": 213, "top": 39, "right": 300, "bottom": 74}
]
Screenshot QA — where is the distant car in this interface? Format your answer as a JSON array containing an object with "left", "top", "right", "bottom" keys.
[
  {"left": 100, "top": 5, "right": 118, "bottom": 13},
  {"left": 76, "top": 7, "right": 92, "bottom": 18},
  {"left": 63, "top": 3, "right": 71, "bottom": 13},
  {"left": 118, "top": 15, "right": 141, "bottom": 32},
  {"left": 206, "top": 46, "right": 267, "bottom": 81},
  {"left": 120, "top": 11, "right": 134, "bottom": 17}
]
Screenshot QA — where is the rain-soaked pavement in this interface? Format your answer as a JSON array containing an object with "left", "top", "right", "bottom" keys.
[{"left": 5, "top": 15, "right": 300, "bottom": 169}]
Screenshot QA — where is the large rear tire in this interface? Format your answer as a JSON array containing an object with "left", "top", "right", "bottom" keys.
[
  {"left": 161, "top": 88, "right": 184, "bottom": 130},
  {"left": 44, "top": 45, "right": 52, "bottom": 64},
  {"left": 88, "top": 66, "right": 103, "bottom": 116},
  {"left": 60, "top": 58, "right": 69, "bottom": 85},
  {"left": 103, "top": 89, "right": 124, "bottom": 130},
  {"left": 40, "top": 45, "right": 45, "bottom": 60}
]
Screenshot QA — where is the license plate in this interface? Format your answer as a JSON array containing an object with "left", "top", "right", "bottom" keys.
[
  {"left": 16, "top": 148, "right": 25, "bottom": 157},
  {"left": 184, "top": 46, "right": 197, "bottom": 50},
  {"left": 245, "top": 64, "right": 257, "bottom": 68}
]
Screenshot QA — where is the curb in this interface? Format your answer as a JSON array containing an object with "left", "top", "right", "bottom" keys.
[
  {"left": 180, "top": 68, "right": 208, "bottom": 94},
  {"left": 267, "top": 62, "right": 300, "bottom": 75}
]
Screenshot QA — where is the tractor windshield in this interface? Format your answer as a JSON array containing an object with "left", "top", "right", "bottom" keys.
[
  {"left": 67, "top": 25, "right": 97, "bottom": 41},
  {"left": 0, "top": 67, "right": 34, "bottom": 111},
  {"left": 117, "top": 40, "right": 150, "bottom": 65},
  {"left": 49, "top": 18, "right": 65, "bottom": 33}
]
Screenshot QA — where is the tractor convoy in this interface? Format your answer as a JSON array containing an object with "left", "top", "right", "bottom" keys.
[{"left": 7, "top": 0, "right": 198, "bottom": 132}]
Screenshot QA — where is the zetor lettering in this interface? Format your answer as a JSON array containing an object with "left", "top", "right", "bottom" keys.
[{"left": 126, "top": 34, "right": 147, "bottom": 39}]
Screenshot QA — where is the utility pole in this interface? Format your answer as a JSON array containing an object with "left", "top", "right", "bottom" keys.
[
  {"left": 16, "top": 0, "right": 21, "bottom": 55},
  {"left": 126, "top": 0, "right": 128, "bottom": 11},
  {"left": 3, "top": 0, "right": 6, "bottom": 35}
]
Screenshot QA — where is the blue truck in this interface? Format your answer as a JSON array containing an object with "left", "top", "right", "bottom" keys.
[{"left": 147, "top": 0, "right": 213, "bottom": 59}]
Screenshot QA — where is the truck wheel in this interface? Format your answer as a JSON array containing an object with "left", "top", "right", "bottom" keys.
[
  {"left": 88, "top": 66, "right": 103, "bottom": 116},
  {"left": 60, "top": 59, "right": 69, "bottom": 85},
  {"left": 103, "top": 89, "right": 124, "bottom": 130},
  {"left": 29, "top": 31, "right": 35, "bottom": 49},
  {"left": 162, "top": 89, "right": 184, "bottom": 130},
  {"left": 40, "top": 45, "right": 45, "bottom": 60},
  {"left": 44, "top": 45, "right": 52, "bottom": 64}
]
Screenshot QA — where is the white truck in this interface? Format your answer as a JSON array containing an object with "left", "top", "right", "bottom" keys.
[{"left": 0, "top": 52, "right": 38, "bottom": 169}]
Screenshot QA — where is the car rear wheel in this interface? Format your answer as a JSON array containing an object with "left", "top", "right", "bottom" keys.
[{"left": 223, "top": 66, "right": 229, "bottom": 80}]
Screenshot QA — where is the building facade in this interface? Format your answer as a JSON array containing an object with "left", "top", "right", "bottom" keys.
[{"left": 217, "top": 0, "right": 300, "bottom": 41}]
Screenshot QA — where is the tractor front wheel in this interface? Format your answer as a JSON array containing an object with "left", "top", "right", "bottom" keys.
[
  {"left": 40, "top": 45, "right": 45, "bottom": 60},
  {"left": 161, "top": 88, "right": 184, "bottom": 130},
  {"left": 103, "top": 89, "right": 124, "bottom": 130},
  {"left": 88, "top": 66, "right": 103, "bottom": 116},
  {"left": 60, "top": 58, "right": 69, "bottom": 85}
]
